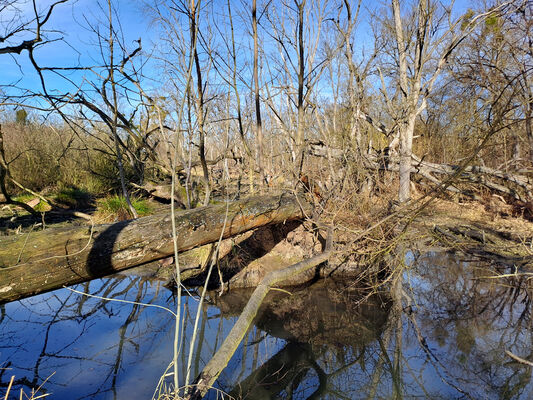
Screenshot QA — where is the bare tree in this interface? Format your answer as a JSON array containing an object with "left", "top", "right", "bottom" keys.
[
  {"left": 265, "top": 0, "right": 330, "bottom": 174},
  {"left": 377, "top": 0, "right": 515, "bottom": 203},
  {"left": 252, "top": 0, "right": 265, "bottom": 188},
  {"left": 0, "top": 0, "right": 68, "bottom": 56},
  {"left": 106, "top": 0, "right": 137, "bottom": 217},
  {"left": 0, "top": 0, "right": 70, "bottom": 213}
]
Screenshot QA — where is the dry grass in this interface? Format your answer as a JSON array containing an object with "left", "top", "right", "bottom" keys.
[
  {"left": 2, "top": 374, "right": 53, "bottom": 400},
  {"left": 416, "top": 197, "right": 533, "bottom": 238}
]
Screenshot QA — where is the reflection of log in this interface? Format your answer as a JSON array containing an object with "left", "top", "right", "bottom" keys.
[
  {"left": 215, "top": 280, "right": 391, "bottom": 346},
  {"left": 0, "top": 194, "right": 311, "bottom": 304},
  {"left": 186, "top": 229, "right": 333, "bottom": 400},
  {"left": 213, "top": 280, "right": 391, "bottom": 399},
  {"left": 230, "top": 342, "right": 312, "bottom": 400}
]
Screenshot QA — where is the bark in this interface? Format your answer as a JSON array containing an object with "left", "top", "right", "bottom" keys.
[
  {"left": 191, "top": 0, "right": 210, "bottom": 206},
  {"left": 295, "top": 0, "right": 306, "bottom": 171},
  {"left": 0, "top": 194, "right": 311, "bottom": 304},
  {"left": 253, "top": 0, "right": 265, "bottom": 188},
  {"left": 398, "top": 115, "right": 416, "bottom": 203},
  {"left": 526, "top": 100, "right": 533, "bottom": 164}
]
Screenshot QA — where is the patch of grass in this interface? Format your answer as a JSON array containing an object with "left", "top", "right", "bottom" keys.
[
  {"left": 34, "top": 200, "right": 52, "bottom": 212},
  {"left": 12, "top": 193, "right": 35, "bottom": 203},
  {"left": 11, "top": 194, "right": 51, "bottom": 213},
  {"left": 55, "top": 187, "right": 93, "bottom": 209},
  {"left": 95, "top": 195, "right": 153, "bottom": 222}
]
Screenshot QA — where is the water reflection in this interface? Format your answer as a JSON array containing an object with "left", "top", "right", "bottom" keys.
[
  {"left": 0, "top": 252, "right": 531, "bottom": 399},
  {"left": 214, "top": 282, "right": 391, "bottom": 400},
  {"left": 403, "top": 252, "right": 533, "bottom": 399},
  {"left": 0, "top": 275, "right": 177, "bottom": 399}
]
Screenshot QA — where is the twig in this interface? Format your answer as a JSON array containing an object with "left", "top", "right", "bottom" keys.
[
  {"left": 6, "top": 221, "right": 95, "bottom": 269},
  {"left": 4, "top": 375, "right": 14, "bottom": 400},
  {"left": 64, "top": 287, "right": 177, "bottom": 317},
  {"left": 506, "top": 350, "right": 533, "bottom": 367},
  {"left": 15, "top": 223, "right": 39, "bottom": 265}
]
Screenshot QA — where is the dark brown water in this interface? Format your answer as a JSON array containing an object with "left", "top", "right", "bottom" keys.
[{"left": 0, "top": 251, "right": 531, "bottom": 399}]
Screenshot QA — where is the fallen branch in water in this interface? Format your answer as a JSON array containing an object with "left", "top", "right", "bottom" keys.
[
  {"left": 506, "top": 350, "right": 533, "bottom": 367},
  {"left": 185, "top": 227, "right": 333, "bottom": 400}
]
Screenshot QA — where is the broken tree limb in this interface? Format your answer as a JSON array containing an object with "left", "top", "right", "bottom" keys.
[
  {"left": 185, "top": 227, "right": 333, "bottom": 400},
  {"left": 0, "top": 193, "right": 311, "bottom": 304},
  {"left": 306, "top": 141, "right": 533, "bottom": 203},
  {"left": 432, "top": 224, "right": 533, "bottom": 268}
]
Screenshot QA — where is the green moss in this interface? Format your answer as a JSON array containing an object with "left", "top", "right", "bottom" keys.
[
  {"left": 34, "top": 200, "right": 51, "bottom": 212},
  {"left": 12, "top": 194, "right": 34, "bottom": 203},
  {"left": 97, "top": 195, "right": 153, "bottom": 219}
]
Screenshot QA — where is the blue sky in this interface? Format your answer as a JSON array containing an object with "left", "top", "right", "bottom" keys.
[
  {"left": 0, "top": 0, "right": 153, "bottom": 101},
  {"left": 0, "top": 0, "right": 477, "bottom": 111}
]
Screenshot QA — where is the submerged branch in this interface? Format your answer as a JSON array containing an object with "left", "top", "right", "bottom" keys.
[{"left": 186, "top": 227, "right": 333, "bottom": 400}]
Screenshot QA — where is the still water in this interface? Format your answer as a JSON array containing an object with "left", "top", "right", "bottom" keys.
[{"left": 0, "top": 252, "right": 531, "bottom": 399}]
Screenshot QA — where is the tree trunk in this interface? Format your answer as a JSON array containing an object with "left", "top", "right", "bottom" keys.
[
  {"left": 191, "top": 0, "right": 210, "bottom": 206},
  {"left": 0, "top": 194, "right": 311, "bottom": 304},
  {"left": 526, "top": 101, "right": 533, "bottom": 164},
  {"left": 295, "top": 0, "right": 306, "bottom": 173},
  {"left": 398, "top": 115, "right": 416, "bottom": 203},
  {"left": 253, "top": 0, "right": 265, "bottom": 189}
]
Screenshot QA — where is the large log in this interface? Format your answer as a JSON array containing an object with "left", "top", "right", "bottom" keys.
[{"left": 0, "top": 193, "right": 311, "bottom": 304}]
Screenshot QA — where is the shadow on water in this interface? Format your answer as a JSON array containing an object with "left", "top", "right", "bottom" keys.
[{"left": 0, "top": 251, "right": 532, "bottom": 399}]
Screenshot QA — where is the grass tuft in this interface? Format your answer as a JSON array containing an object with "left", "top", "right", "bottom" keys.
[{"left": 95, "top": 195, "right": 153, "bottom": 222}]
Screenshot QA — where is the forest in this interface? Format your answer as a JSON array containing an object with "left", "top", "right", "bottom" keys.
[{"left": 0, "top": 0, "right": 532, "bottom": 399}]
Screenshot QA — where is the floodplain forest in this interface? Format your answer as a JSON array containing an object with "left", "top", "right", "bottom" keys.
[{"left": 0, "top": 0, "right": 532, "bottom": 399}]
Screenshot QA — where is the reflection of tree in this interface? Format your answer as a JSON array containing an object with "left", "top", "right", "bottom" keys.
[
  {"left": 407, "top": 252, "right": 533, "bottom": 399},
  {"left": 213, "top": 280, "right": 393, "bottom": 399},
  {"left": 214, "top": 280, "right": 391, "bottom": 348},
  {"left": 2, "top": 252, "right": 530, "bottom": 399},
  {"left": 213, "top": 254, "right": 532, "bottom": 400},
  {"left": 0, "top": 275, "right": 174, "bottom": 398}
]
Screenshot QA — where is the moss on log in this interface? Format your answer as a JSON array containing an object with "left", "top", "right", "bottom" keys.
[{"left": 0, "top": 194, "right": 311, "bottom": 304}]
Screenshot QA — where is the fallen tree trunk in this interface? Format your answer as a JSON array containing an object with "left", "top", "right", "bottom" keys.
[
  {"left": 432, "top": 224, "right": 533, "bottom": 269},
  {"left": 0, "top": 193, "right": 311, "bottom": 304},
  {"left": 306, "top": 141, "right": 533, "bottom": 203},
  {"left": 362, "top": 152, "right": 532, "bottom": 203}
]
